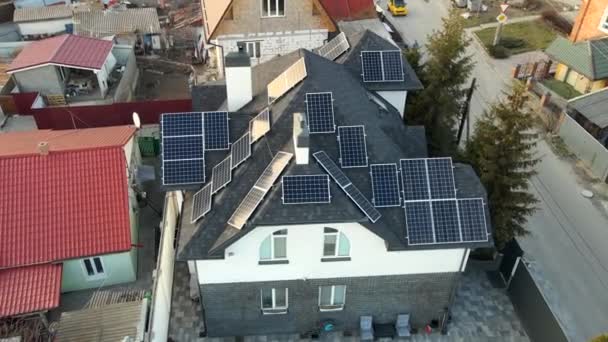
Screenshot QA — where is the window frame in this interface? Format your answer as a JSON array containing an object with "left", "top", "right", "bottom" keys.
[
  {"left": 260, "top": 288, "right": 289, "bottom": 314},
  {"left": 239, "top": 41, "right": 262, "bottom": 59},
  {"left": 259, "top": 229, "right": 288, "bottom": 263},
  {"left": 261, "top": 0, "right": 285, "bottom": 18},
  {"left": 600, "top": 7, "right": 608, "bottom": 34},
  {"left": 81, "top": 256, "right": 106, "bottom": 280},
  {"left": 322, "top": 228, "right": 350, "bottom": 259},
  {"left": 318, "top": 285, "right": 346, "bottom": 311}
]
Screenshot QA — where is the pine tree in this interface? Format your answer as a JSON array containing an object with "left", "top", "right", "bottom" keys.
[
  {"left": 406, "top": 9, "right": 474, "bottom": 155},
  {"left": 465, "top": 81, "right": 539, "bottom": 248}
]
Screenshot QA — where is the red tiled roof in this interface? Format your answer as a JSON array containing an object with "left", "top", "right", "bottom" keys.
[
  {"left": 7, "top": 34, "right": 114, "bottom": 73},
  {"left": 0, "top": 126, "right": 136, "bottom": 268},
  {"left": 0, "top": 264, "right": 62, "bottom": 317}
]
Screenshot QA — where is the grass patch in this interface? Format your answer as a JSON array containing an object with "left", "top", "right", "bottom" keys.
[
  {"left": 475, "top": 19, "right": 557, "bottom": 55},
  {"left": 541, "top": 78, "right": 582, "bottom": 99}
]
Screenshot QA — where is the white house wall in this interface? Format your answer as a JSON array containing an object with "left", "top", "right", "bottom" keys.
[
  {"left": 197, "top": 223, "right": 467, "bottom": 284},
  {"left": 18, "top": 19, "right": 71, "bottom": 37},
  {"left": 377, "top": 90, "right": 408, "bottom": 118}
]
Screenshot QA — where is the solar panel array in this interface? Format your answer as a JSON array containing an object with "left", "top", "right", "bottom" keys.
[
  {"left": 231, "top": 132, "right": 251, "bottom": 169},
  {"left": 191, "top": 183, "right": 213, "bottom": 223},
  {"left": 282, "top": 175, "right": 331, "bottom": 204},
  {"left": 338, "top": 125, "right": 368, "bottom": 168},
  {"left": 361, "top": 50, "right": 405, "bottom": 83},
  {"left": 203, "top": 111, "right": 230, "bottom": 150},
  {"left": 399, "top": 157, "right": 489, "bottom": 245},
  {"left": 249, "top": 108, "right": 271, "bottom": 143},
  {"left": 370, "top": 164, "right": 401, "bottom": 207},
  {"left": 228, "top": 152, "right": 293, "bottom": 229},
  {"left": 306, "top": 92, "right": 335, "bottom": 134},
  {"left": 313, "top": 151, "right": 381, "bottom": 223},
  {"left": 267, "top": 58, "right": 307, "bottom": 104},
  {"left": 317, "top": 32, "right": 350, "bottom": 61},
  {"left": 211, "top": 156, "right": 232, "bottom": 194},
  {"left": 161, "top": 112, "right": 205, "bottom": 186}
]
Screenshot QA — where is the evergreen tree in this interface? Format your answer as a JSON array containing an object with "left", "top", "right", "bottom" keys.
[
  {"left": 465, "top": 81, "right": 539, "bottom": 248},
  {"left": 406, "top": 9, "right": 474, "bottom": 155}
]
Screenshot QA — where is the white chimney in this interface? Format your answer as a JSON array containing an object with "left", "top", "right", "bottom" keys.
[
  {"left": 37, "top": 141, "right": 49, "bottom": 156},
  {"left": 225, "top": 44, "right": 253, "bottom": 112},
  {"left": 293, "top": 113, "right": 309, "bottom": 165}
]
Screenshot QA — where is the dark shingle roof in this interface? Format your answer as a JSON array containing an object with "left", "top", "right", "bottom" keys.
[
  {"left": 545, "top": 36, "right": 608, "bottom": 80},
  {"left": 177, "top": 34, "right": 490, "bottom": 260},
  {"left": 567, "top": 88, "right": 608, "bottom": 128}
]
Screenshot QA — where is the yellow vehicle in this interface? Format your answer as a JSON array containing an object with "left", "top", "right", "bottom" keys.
[{"left": 387, "top": 0, "right": 408, "bottom": 16}]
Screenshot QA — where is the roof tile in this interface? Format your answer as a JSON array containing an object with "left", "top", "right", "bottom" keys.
[{"left": 0, "top": 264, "right": 62, "bottom": 317}]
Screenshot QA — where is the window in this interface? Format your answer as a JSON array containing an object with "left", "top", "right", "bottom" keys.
[
  {"left": 259, "top": 229, "right": 287, "bottom": 262},
  {"left": 319, "top": 285, "right": 346, "bottom": 311},
  {"left": 261, "top": 288, "right": 288, "bottom": 314},
  {"left": 601, "top": 7, "right": 608, "bottom": 33},
  {"left": 323, "top": 228, "right": 350, "bottom": 258},
  {"left": 262, "top": 0, "right": 284, "bottom": 17},
  {"left": 82, "top": 257, "right": 105, "bottom": 280},
  {"left": 239, "top": 41, "right": 261, "bottom": 59}
]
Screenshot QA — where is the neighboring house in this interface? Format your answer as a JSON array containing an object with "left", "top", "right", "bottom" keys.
[
  {"left": 545, "top": 36, "right": 608, "bottom": 94},
  {"left": 73, "top": 7, "right": 162, "bottom": 49},
  {"left": 201, "top": 0, "right": 336, "bottom": 71},
  {"left": 0, "top": 126, "right": 140, "bottom": 319},
  {"left": 565, "top": 88, "right": 608, "bottom": 146},
  {"left": 13, "top": 5, "right": 73, "bottom": 39},
  {"left": 6, "top": 34, "right": 139, "bottom": 104},
  {"left": 570, "top": 0, "right": 608, "bottom": 43},
  {"left": 171, "top": 31, "right": 493, "bottom": 337}
]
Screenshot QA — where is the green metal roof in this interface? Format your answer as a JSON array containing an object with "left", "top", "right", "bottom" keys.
[{"left": 545, "top": 36, "right": 608, "bottom": 81}]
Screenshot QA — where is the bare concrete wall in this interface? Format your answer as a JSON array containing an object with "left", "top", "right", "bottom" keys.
[
  {"left": 113, "top": 47, "right": 139, "bottom": 103},
  {"left": 13, "top": 65, "right": 63, "bottom": 95},
  {"left": 559, "top": 114, "right": 608, "bottom": 181}
]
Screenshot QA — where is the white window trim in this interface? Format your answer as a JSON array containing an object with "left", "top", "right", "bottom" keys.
[
  {"left": 261, "top": 0, "right": 285, "bottom": 18},
  {"left": 323, "top": 229, "right": 349, "bottom": 258},
  {"left": 261, "top": 288, "right": 288, "bottom": 314},
  {"left": 600, "top": 7, "right": 608, "bottom": 34},
  {"left": 240, "top": 41, "right": 262, "bottom": 59},
  {"left": 81, "top": 257, "right": 106, "bottom": 281},
  {"left": 318, "top": 285, "right": 346, "bottom": 311},
  {"left": 261, "top": 231, "right": 288, "bottom": 261}
]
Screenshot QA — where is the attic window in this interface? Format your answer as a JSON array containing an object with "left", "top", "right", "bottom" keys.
[{"left": 262, "top": 0, "right": 284, "bottom": 17}]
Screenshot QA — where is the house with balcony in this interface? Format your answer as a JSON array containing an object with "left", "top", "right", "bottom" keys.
[
  {"left": 169, "top": 30, "right": 493, "bottom": 337},
  {"left": 0, "top": 126, "right": 141, "bottom": 320}
]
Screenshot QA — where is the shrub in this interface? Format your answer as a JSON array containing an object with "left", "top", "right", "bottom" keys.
[
  {"left": 487, "top": 45, "right": 509, "bottom": 59},
  {"left": 542, "top": 10, "right": 573, "bottom": 35},
  {"left": 591, "top": 334, "right": 608, "bottom": 342},
  {"left": 501, "top": 37, "right": 525, "bottom": 49}
]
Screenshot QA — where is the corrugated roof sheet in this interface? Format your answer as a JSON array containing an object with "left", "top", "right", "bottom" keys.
[
  {"left": 0, "top": 126, "right": 135, "bottom": 268},
  {"left": 56, "top": 300, "right": 145, "bottom": 342},
  {"left": 0, "top": 264, "right": 62, "bottom": 317},
  {"left": 7, "top": 34, "right": 113, "bottom": 73},
  {"left": 568, "top": 88, "right": 608, "bottom": 128},
  {"left": 546, "top": 36, "right": 608, "bottom": 80},
  {"left": 73, "top": 7, "right": 161, "bottom": 38},
  {"left": 13, "top": 5, "right": 72, "bottom": 22}
]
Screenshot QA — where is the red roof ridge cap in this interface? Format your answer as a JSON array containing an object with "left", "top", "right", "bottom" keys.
[{"left": 0, "top": 144, "right": 127, "bottom": 160}]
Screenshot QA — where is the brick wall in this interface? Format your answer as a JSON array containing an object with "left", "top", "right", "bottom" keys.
[
  {"left": 200, "top": 272, "right": 459, "bottom": 337},
  {"left": 570, "top": 0, "right": 608, "bottom": 42}
]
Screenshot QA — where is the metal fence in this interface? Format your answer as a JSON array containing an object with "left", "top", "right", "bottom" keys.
[{"left": 559, "top": 114, "right": 608, "bottom": 182}]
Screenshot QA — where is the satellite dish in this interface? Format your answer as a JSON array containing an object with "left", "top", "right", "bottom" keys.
[{"left": 132, "top": 112, "right": 141, "bottom": 129}]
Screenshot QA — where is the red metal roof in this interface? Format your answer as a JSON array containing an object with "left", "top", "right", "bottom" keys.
[
  {"left": 0, "top": 126, "right": 135, "bottom": 268},
  {"left": 0, "top": 264, "right": 62, "bottom": 317},
  {"left": 7, "top": 34, "right": 114, "bottom": 73}
]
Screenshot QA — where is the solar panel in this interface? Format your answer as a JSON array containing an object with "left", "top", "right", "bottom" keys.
[
  {"left": 400, "top": 159, "right": 430, "bottom": 201},
  {"left": 231, "top": 132, "right": 251, "bottom": 169},
  {"left": 306, "top": 92, "right": 335, "bottom": 134},
  {"left": 344, "top": 184, "right": 382, "bottom": 223},
  {"left": 313, "top": 150, "right": 381, "bottom": 223},
  {"left": 312, "top": 151, "right": 350, "bottom": 188},
  {"left": 191, "top": 183, "right": 213, "bottom": 223},
  {"left": 338, "top": 126, "right": 368, "bottom": 168},
  {"left": 161, "top": 112, "right": 205, "bottom": 186},
  {"left": 268, "top": 58, "right": 307, "bottom": 103},
  {"left": 361, "top": 50, "right": 404, "bottom": 82},
  {"left": 432, "top": 200, "right": 461, "bottom": 243},
  {"left": 382, "top": 50, "right": 405, "bottom": 82},
  {"left": 317, "top": 32, "right": 349, "bottom": 61},
  {"left": 370, "top": 164, "right": 401, "bottom": 207},
  {"left": 427, "top": 158, "right": 456, "bottom": 199},
  {"left": 228, "top": 152, "right": 293, "bottom": 229},
  {"left": 282, "top": 175, "right": 330, "bottom": 204},
  {"left": 203, "top": 111, "right": 229, "bottom": 150},
  {"left": 458, "top": 198, "right": 489, "bottom": 242},
  {"left": 361, "top": 51, "right": 383, "bottom": 82},
  {"left": 211, "top": 156, "right": 232, "bottom": 194},
  {"left": 404, "top": 201, "right": 434, "bottom": 245},
  {"left": 249, "top": 108, "right": 271, "bottom": 143}
]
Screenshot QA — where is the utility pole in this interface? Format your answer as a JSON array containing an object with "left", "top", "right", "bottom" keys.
[{"left": 456, "top": 78, "right": 476, "bottom": 146}]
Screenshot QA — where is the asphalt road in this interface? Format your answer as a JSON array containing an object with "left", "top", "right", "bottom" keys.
[{"left": 377, "top": 1, "right": 608, "bottom": 340}]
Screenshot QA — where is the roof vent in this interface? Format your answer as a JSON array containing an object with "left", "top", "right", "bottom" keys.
[
  {"left": 293, "top": 113, "right": 309, "bottom": 165},
  {"left": 37, "top": 141, "right": 49, "bottom": 156}
]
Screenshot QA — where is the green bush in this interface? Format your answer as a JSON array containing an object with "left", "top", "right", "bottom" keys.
[
  {"left": 487, "top": 45, "right": 510, "bottom": 59},
  {"left": 591, "top": 334, "right": 608, "bottom": 342},
  {"left": 500, "top": 37, "right": 525, "bottom": 49}
]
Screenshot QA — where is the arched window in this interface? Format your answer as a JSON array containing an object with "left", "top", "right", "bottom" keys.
[
  {"left": 323, "top": 228, "right": 350, "bottom": 257},
  {"left": 259, "top": 229, "right": 288, "bottom": 261}
]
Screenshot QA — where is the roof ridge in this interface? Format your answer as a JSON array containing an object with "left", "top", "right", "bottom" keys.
[
  {"left": 48, "top": 34, "right": 70, "bottom": 62},
  {"left": 0, "top": 144, "right": 126, "bottom": 160}
]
